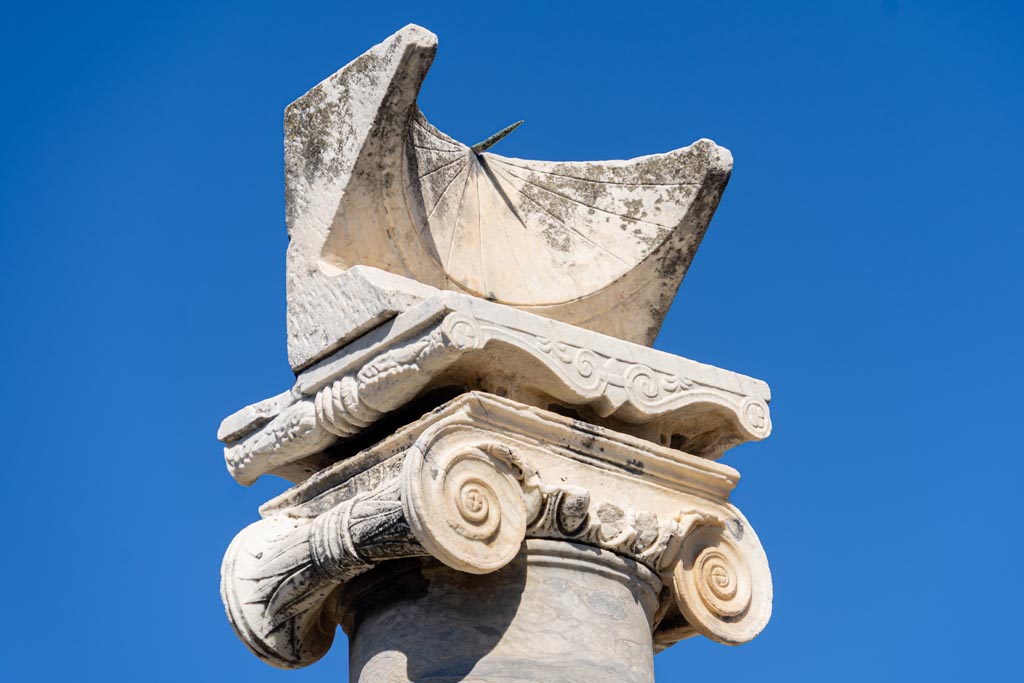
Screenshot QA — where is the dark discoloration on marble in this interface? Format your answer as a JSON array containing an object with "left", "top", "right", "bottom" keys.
[{"left": 282, "top": 24, "right": 733, "bottom": 369}]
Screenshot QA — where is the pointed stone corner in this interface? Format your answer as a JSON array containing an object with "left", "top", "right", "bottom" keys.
[
  {"left": 282, "top": 25, "right": 732, "bottom": 372},
  {"left": 284, "top": 25, "right": 439, "bottom": 371}
]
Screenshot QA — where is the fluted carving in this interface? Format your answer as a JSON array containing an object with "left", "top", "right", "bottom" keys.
[{"left": 221, "top": 475, "right": 425, "bottom": 669}]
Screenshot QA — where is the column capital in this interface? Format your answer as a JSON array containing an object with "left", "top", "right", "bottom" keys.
[{"left": 221, "top": 392, "right": 771, "bottom": 668}]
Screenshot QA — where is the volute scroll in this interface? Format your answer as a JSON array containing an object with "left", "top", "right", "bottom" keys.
[
  {"left": 670, "top": 509, "right": 772, "bottom": 645},
  {"left": 402, "top": 433, "right": 529, "bottom": 574},
  {"left": 221, "top": 392, "right": 773, "bottom": 670}
]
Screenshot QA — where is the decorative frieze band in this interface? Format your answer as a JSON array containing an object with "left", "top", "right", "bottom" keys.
[{"left": 220, "top": 293, "right": 772, "bottom": 485}]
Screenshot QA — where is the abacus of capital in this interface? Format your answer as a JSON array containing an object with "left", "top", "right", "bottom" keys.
[{"left": 218, "top": 25, "right": 774, "bottom": 683}]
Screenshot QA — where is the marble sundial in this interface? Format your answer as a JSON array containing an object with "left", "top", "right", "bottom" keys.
[
  {"left": 284, "top": 24, "right": 732, "bottom": 371},
  {"left": 403, "top": 112, "right": 723, "bottom": 307}
]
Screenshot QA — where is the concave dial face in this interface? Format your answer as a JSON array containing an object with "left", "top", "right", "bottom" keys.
[{"left": 403, "top": 112, "right": 700, "bottom": 307}]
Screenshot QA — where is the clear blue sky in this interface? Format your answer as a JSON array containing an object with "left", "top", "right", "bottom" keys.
[{"left": 1, "top": 1, "right": 1021, "bottom": 681}]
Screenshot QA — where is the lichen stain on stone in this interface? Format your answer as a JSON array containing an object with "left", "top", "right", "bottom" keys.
[
  {"left": 541, "top": 228, "right": 572, "bottom": 253},
  {"left": 285, "top": 79, "right": 352, "bottom": 190},
  {"left": 283, "top": 23, "right": 732, "bottom": 350},
  {"left": 621, "top": 198, "right": 644, "bottom": 219}
]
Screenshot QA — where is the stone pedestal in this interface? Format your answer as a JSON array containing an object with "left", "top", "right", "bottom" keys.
[{"left": 343, "top": 541, "right": 661, "bottom": 683}]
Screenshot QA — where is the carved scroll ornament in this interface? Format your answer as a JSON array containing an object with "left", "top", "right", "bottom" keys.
[
  {"left": 221, "top": 301, "right": 771, "bottom": 486},
  {"left": 221, "top": 396, "right": 771, "bottom": 668}
]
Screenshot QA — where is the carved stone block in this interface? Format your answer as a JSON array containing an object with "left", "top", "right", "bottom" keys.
[
  {"left": 220, "top": 288, "right": 771, "bottom": 485},
  {"left": 221, "top": 393, "right": 771, "bottom": 671},
  {"left": 283, "top": 24, "right": 731, "bottom": 371}
]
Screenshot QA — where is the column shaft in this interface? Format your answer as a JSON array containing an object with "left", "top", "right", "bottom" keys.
[{"left": 342, "top": 540, "right": 663, "bottom": 683}]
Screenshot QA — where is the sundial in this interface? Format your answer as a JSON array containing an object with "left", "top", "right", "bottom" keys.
[
  {"left": 404, "top": 112, "right": 718, "bottom": 307},
  {"left": 284, "top": 24, "right": 732, "bottom": 370}
]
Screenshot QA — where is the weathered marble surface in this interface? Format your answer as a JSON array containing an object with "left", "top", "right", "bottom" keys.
[
  {"left": 284, "top": 24, "right": 732, "bottom": 371},
  {"left": 343, "top": 541, "right": 662, "bottom": 683},
  {"left": 219, "top": 23, "right": 773, "bottom": 679},
  {"left": 220, "top": 393, "right": 772, "bottom": 670}
]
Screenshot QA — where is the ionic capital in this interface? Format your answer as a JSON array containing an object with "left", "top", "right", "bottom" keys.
[{"left": 221, "top": 394, "right": 771, "bottom": 668}]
